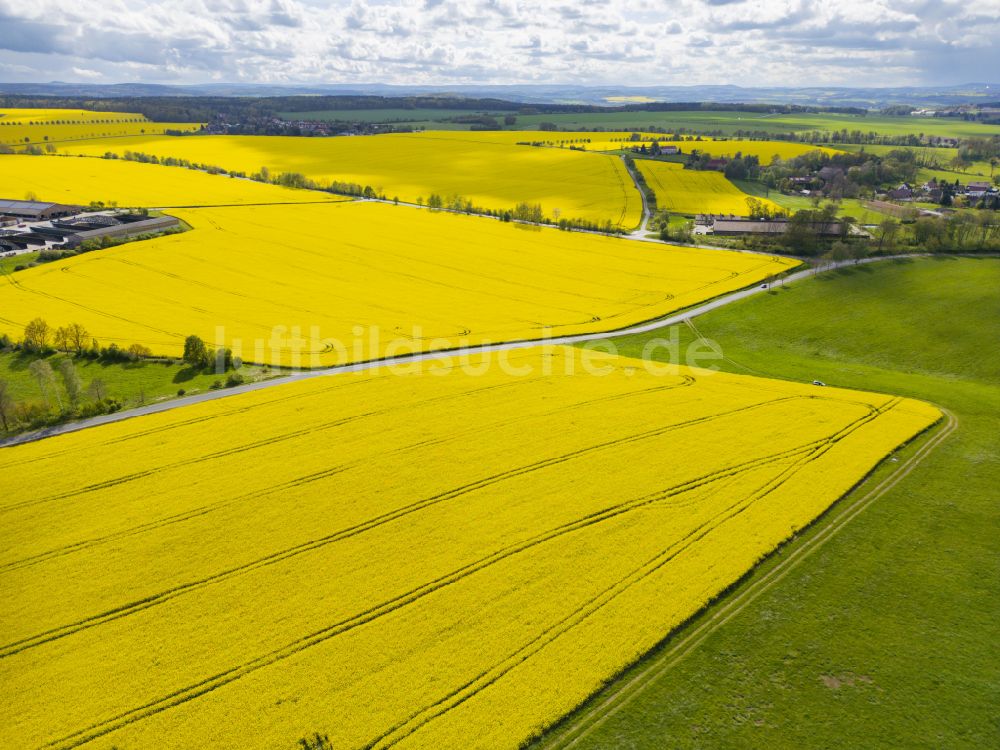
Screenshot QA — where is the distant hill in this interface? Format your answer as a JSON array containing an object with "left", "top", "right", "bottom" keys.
[{"left": 1, "top": 82, "right": 997, "bottom": 108}]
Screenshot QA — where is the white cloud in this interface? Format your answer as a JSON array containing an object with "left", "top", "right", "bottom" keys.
[
  {"left": 70, "top": 66, "right": 103, "bottom": 79},
  {"left": 0, "top": 0, "right": 997, "bottom": 85}
]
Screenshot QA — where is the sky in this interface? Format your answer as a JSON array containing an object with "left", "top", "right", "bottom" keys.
[{"left": 0, "top": 0, "right": 998, "bottom": 88}]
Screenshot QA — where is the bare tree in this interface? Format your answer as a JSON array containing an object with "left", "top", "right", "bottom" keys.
[
  {"left": 28, "top": 359, "right": 61, "bottom": 409},
  {"left": 59, "top": 359, "right": 83, "bottom": 407},
  {"left": 0, "top": 379, "right": 14, "bottom": 432},
  {"left": 54, "top": 326, "right": 72, "bottom": 352},
  {"left": 68, "top": 323, "right": 90, "bottom": 354},
  {"left": 87, "top": 378, "right": 107, "bottom": 402}
]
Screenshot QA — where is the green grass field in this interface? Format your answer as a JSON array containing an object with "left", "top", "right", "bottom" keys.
[
  {"left": 0, "top": 350, "right": 282, "bottom": 429},
  {"left": 276, "top": 109, "right": 999, "bottom": 141},
  {"left": 836, "top": 143, "right": 996, "bottom": 185},
  {"left": 731, "top": 181, "right": 894, "bottom": 224},
  {"left": 535, "top": 256, "right": 1000, "bottom": 749},
  {"left": 731, "top": 179, "right": 817, "bottom": 211},
  {"left": 279, "top": 108, "right": 516, "bottom": 123},
  {"left": 511, "top": 111, "right": 1000, "bottom": 140},
  {"left": 0, "top": 252, "right": 39, "bottom": 274}
]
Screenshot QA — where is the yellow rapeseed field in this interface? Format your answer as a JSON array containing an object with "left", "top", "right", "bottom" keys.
[
  {"left": 417, "top": 132, "right": 837, "bottom": 160},
  {"left": 0, "top": 348, "right": 941, "bottom": 749},
  {"left": 0, "top": 108, "right": 150, "bottom": 124},
  {"left": 0, "top": 108, "right": 201, "bottom": 146},
  {"left": 0, "top": 154, "right": 344, "bottom": 207},
  {"left": 637, "top": 159, "right": 785, "bottom": 216},
  {"left": 0, "top": 201, "right": 796, "bottom": 365},
  {"left": 652, "top": 138, "right": 838, "bottom": 162},
  {"left": 53, "top": 132, "right": 643, "bottom": 227},
  {"left": 421, "top": 130, "right": 668, "bottom": 147},
  {"left": 485, "top": 134, "right": 837, "bottom": 159}
]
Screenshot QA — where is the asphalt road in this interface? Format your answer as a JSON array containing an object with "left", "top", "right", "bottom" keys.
[{"left": 0, "top": 255, "right": 891, "bottom": 448}]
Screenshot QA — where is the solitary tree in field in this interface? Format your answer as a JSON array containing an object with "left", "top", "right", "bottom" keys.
[
  {"left": 28, "top": 359, "right": 60, "bottom": 409},
  {"left": 183, "top": 335, "right": 209, "bottom": 368},
  {"left": 59, "top": 359, "right": 83, "bottom": 407},
  {"left": 87, "top": 378, "right": 107, "bottom": 402}
]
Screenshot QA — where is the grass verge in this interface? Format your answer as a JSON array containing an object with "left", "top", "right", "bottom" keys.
[{"left": 532, "top": 256, "right": 1000, "bottom": 749}]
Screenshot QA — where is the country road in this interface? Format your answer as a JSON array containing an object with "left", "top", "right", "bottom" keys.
[
  {"left": 620, "top": 154, "right": 652, "bottom": 238},
  {"left": 0, "top": 255, "right": 897, "bottom": 448}
]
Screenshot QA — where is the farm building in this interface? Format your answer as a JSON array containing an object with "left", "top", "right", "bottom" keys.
[
  {"left": 0, "top": 231, "right": 30, "bottom": 252},
  {"left": 0, "top": 199, "right": 82, "bottom": 220},
  {"left": 61, "top": 214, "right": 180, "bottom": 248},
  {"left": 966, "top": 181, "right": 996, "bottom": 198},
  {"left": 710, "top": 217, "right": 855, "bottom": 238},
  {"left": 0, "top": 229, "right": 45, "bottom": 246}
]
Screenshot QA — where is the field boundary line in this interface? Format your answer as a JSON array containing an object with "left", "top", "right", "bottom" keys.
[
  {"left": 537, "top": 407, "right": 958, "bottom": 750},
  {"left": 2, "top": 256, "right": 901, "bottom": 449}
]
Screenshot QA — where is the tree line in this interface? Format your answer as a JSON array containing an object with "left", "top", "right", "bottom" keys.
[
  {"left": 0, "top": 321, "right": 242, "bottom": 434},
  {"left": 0, "top": 94, "right": 872, "bottom": 128},
  {"left": 103, "top": 148, "right": 623, "bottom": 232}
]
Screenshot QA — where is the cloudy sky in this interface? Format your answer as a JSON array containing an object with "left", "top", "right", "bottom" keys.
[{"left": 1, "top": 0, "right": 998, "bottom": 87}]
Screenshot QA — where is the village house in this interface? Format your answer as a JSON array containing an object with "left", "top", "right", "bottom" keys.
[
  {"left": 886, "top": 183, "right": 914, "bottom": 200},
  {"left": 966, "top": 181, "right": 995, "bottom": 198}
]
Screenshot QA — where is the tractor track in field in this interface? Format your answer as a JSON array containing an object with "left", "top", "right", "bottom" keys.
[
  {"left": 534, "top": 407, "right": 959, "bottom": 750},
  {"left": 3, "top": 391, "right": 806, "bottom": 661},
  {"left": 366, "top": 398, "right": 902, "bottom": 748},
  {"left": 31, "top": 403, "right": 893, "bottom": 750},
  {"left": 0, "top": 376, "right": 691, "bottom": 571}
]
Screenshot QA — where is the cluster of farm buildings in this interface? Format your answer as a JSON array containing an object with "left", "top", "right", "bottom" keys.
[
  {"left": 0, "top": 199, "right": 179, "bottom": 254},
  {"left": 884, "top": 179, "right": 998, "bottom": 202}
]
